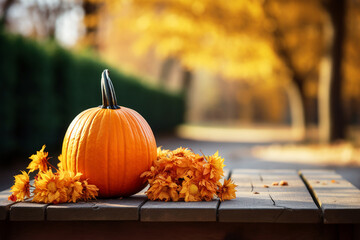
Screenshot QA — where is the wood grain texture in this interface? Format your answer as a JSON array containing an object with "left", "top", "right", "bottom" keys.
[
  {"left": 47, "top": 196, "right": 147, "bottom": 221},
  {"left": 10, "top": 201, "right": 48, "bottom": 221},
  {"left": 141, "top": 200, "right": 218, "bottom": 222},
  {"left": 300, "top": 169, "right": 360, "bottom": 224},
  {"left": 0, "top": 189, "right": 13, "bottom": 220},
  {"left": 3, "top": 169, "right": 360, "bottom": 226},
  {"left": 219, "top": 169, "right": 321, "bottom": 223}
]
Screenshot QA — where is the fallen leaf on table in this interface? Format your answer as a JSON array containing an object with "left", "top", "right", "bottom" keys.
[{"left": 280, "top": 180, "right": 288, "bottom": 186}]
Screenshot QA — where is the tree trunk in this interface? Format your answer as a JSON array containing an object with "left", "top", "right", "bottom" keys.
[
  {"left": 82, "top": 1, "right": 101, "bottom": 49},
  {"left": 318, "top": 0, "right": 346, "bottom": 143},
  {"left": 285, "top": 78, "right": 306, "bottom": 141},
  {"left": 182, "top": 68, "right": 193, "bottom": 93},
  {"left": 159, "top": 57, "right": 176, "bottom": 87},
  {"left": 262, "top": 1, "right": 308, "bottom": 141}
]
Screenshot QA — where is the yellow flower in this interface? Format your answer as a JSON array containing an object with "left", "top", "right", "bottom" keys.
[
  {"left": 32, "top": 169, "right": 67, "bottom": 204},
  {"left": 217, "top": 178, "right": 237, "bottom": 201},
  {"left": 157, "top": 147, "right": 170, "bottom": 158},
  {"left": 81, "top": 180, "right": 99, "bottom": 201},
  {"left": 68, "top": 181, "right": 83, "bottom": 202},
  {"left": 179, "top": 177, "right": 201, "bottom": 202},
  {"left": 8, "top": 171, "right": 30, "bottom": 202},
  {"left": 27, "top": 145, "right": 49, "bottom": 173},
  {"left": 172, "top": 147, "right": 193, "bottom": 158},
  {"left": 59, "top": 170, "right": 83, "bottom": 203},
  {"left": 146, "top": 175, "right": 179, "bottom": 201},
  {"left": 203, "top": 151, "right": 225, "bottom": 181}
]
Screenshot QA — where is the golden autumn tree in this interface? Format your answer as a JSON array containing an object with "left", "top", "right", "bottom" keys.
[
  {"left": 261, "top": 0, "right": 324, "bottom": 139},
  {"left": 265, "top": 0, "right": 352, "bottom": 143},
  {"left": 343, "top": 0, "right": 360, "bottom": 130},
  {"left": 317, "top": 0, "right": 347, "bottom": 143},
  {"left": 89, "top": 0, "right": 356, "bottom": 143},
  {"left": 97, "top": 0, "right": 301, "bottom": 130},
  {"left": 81, "top": 0, "right": 103, "bottom": 48}
]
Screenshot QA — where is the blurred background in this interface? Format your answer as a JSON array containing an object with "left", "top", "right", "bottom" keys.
[{"left": 1, "top": 0, "right": 360, "bottom": 189}]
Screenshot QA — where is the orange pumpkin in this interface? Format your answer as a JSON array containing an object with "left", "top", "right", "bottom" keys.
[{"left": 61, "top": 69, "right": 157, "bottom": 197}]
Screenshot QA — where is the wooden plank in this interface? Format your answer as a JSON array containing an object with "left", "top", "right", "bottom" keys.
[
  {"left": 299, "top": 169, "right": 336, "bottom": 176},
  {"left": 141, "top": 200, "right": 218, "bottom": 222},
  {"left": 0, "top": 189, "right": 14, "bottom": 220},
  {"left": 300, "top": 169, "right": 360, "bottom": 224},
  {"left": 10, "top": 201, "right": 48, "bottom": 221},
  {"left": 47, "top": 196, "right": 147, "bottom": 221},
  {"left": 219, "top": 169, "right": 321, "bottom": 223}
]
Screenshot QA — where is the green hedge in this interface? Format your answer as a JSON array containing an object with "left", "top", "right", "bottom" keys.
[{"left": 0, "top": 31, "right": 185, "bottom": 160}]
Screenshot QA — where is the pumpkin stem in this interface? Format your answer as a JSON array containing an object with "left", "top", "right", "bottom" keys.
[{"left": 101, "top": 69, "right": 120, "bottom": 109}]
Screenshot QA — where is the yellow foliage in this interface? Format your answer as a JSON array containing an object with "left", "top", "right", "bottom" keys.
[
  {"left": 90, "top": 0, "right": 360, "bottom": 105},
  {"left": 94, "top": 0, "right": 331, "bottom": 97},
  {"left": 98, "top": 0, "right": 286, "bottom": 82},
  {"left": 343, "top": 0, "right": 360, "bottom": 99},
  {"left": 83, "top": 14, "right": 100, "bottom": 28}
]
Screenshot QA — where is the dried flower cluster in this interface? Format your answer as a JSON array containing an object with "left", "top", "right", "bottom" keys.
[
  {"left": 141, "top": 147, "right": 237, "bottom": 202},
  {"left": 8, "top": 145, "right": 98, "bottom": 204}
]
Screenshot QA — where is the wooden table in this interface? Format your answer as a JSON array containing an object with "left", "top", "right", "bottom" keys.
[{"left": 1, "top": 169, "right": 359, "bottom": 240}]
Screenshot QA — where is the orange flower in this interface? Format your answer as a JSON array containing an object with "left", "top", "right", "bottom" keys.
[
  {"left": 140, "top": 166, "right": 157, "bottom": 184},
  {"left": 172, "top": 147, "right": 193, "bottom": 158},
  {"left": 81, "top": 180, "right": 99, "bottom": 201},
  {"left": 199, "top": 187, "right": 215, "bottom": 201},
  {"left": 155, "top": 157, "right": 175, "bottom": 172},
  {"left": 198, "top": 179, "right": 217, "bottom": 201},
  {"left": 27, "top": 145, "right": 49, "bottom": 173},
  {"left": 146, "top": 175, "right": 179, "bottom": 201},
  {"left": 59, "top": 170, "right": 83, "bottom": 203},
  {"left": 179, "top": 177, "right": 201, "bottom": 202},
  {"left": 142, "top": 147, "right": 236, "bottom": 202},
  {"left": 191, "top": 158, "right": 205, "bottom": 180},
  {"left": 33, "top": 169, "right": 67, "bottom": 203},
  {"left": 174, "top": 158, "right": 191, "bottom": 179},
  {"left": 217, "top": 178, "right": 237, "bottom": 201},
  {"left": 8, "top": 171, "right": 30, "bottom": 202}
]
